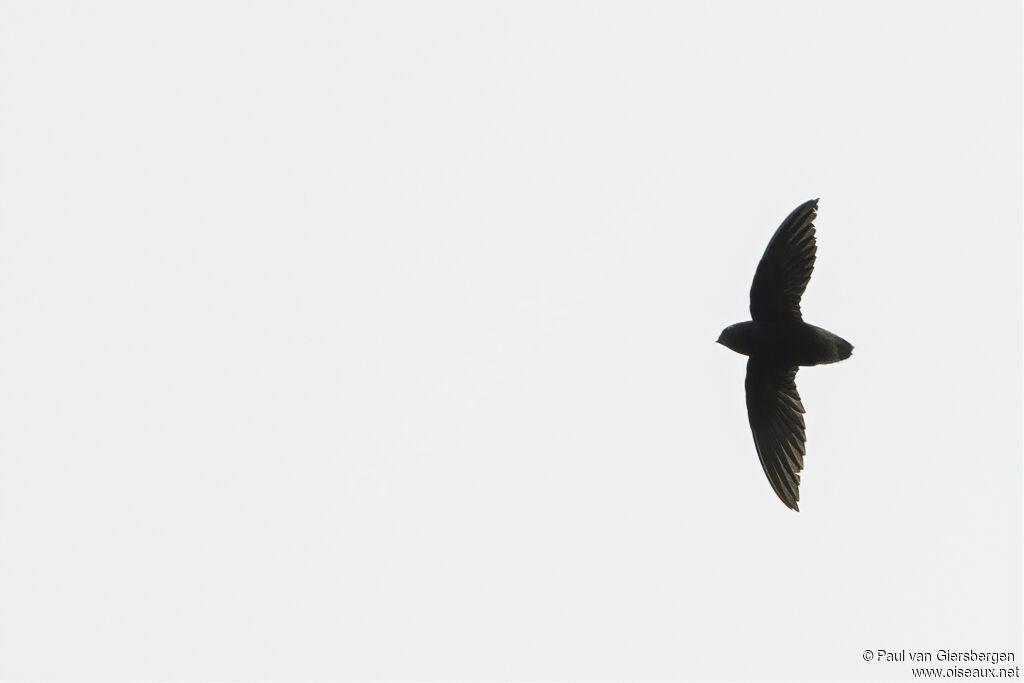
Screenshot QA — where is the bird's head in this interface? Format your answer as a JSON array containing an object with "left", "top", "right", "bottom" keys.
[{"left": 717, "top": 321, "right": 756, "bottom": 356}]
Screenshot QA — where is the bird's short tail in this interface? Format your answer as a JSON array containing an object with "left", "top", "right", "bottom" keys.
[{"left": 836, "top": 337, "right": 854, "bottom": 361}]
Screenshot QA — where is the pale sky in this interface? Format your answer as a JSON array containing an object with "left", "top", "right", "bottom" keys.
[{"left": 0, "top": 1, "right": 1020, "bottom": 680}]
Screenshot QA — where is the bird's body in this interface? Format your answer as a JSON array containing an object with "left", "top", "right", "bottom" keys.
[
  {"left": 718, "top": 320, "right": 852, "bottom": 367},
  {"left": 717, "top": 199, "right": 852, "bottom": 511}
]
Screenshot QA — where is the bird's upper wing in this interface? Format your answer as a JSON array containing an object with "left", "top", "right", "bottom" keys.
[
  {"left": 749, "top": 199, "right": 818, "bottom": 321},
  {"left": 745, "top": 359, "right": 807, "bottom": 511}
]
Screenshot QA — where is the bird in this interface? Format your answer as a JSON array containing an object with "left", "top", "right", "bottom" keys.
[{"left": 717, "top": 199, "right": 852, "bottom": 511}]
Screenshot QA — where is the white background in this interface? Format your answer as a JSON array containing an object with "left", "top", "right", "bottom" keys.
[{"left": 0, "top": 1, "right": 1019, "bottom": 680}]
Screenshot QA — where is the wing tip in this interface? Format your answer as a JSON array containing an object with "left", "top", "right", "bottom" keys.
[
  {"left": 775, "top": 486, "right": 800, "bottom": 511},
  {"left": 803, "top": 198, "right": 819, "bottom": 222}
]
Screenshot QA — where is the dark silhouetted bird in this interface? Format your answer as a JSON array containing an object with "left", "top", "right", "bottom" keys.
[{"left": 717, "top": 199, "right": 852, "bottom": 511}]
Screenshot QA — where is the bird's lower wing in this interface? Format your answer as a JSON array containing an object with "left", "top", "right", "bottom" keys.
[{"left": 744, "top": 359, "right": 807, "bottom": 511}]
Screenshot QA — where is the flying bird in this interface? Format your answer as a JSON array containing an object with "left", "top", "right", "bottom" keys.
[{"left": 717, "top": 199, "right": 852, "bottom": 511}]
